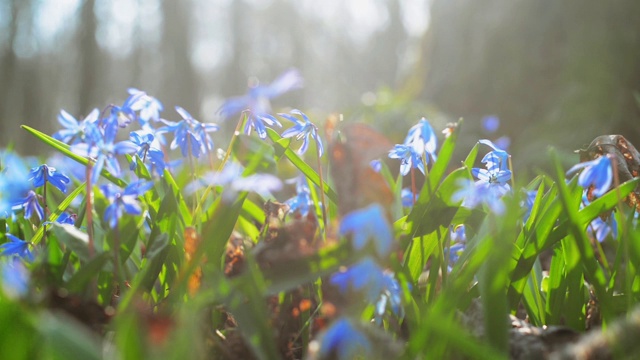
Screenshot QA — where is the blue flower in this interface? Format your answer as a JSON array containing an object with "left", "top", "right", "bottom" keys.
[
  {"left": 185, "top": 162, "right": 282, "bottom": 200},
  {"left": 129, "top": 131, "right": 166, "bottom": 176},
  {"left": 404, "top": 117, "right": 437, "bottom": 163},
  {"left": 375, "top": 272, "right": 403, "bottom": 321},
  {"left": 53, "top": 108, "right": 100, "bottom": 144},
  {"left": 340, "top": 204, "right": 393, "bottom": 257},
  {"left": 1, "top": 258, "right": 30, "bottom": 298},
  {"left": 12, "top": 190, "right": 44, "bottom": 221},
  {"left": 317, "top": 318, "right": 372, "bottom": 360},
  {"left": 401, "top": 188, "right": 415, "bottom": 208},
  {"left": 55, "top": 212, "right": 76, "bottom": 225},
  {"left": 587, "top": 215, "right": 617, "bottom": 243},
  {"left": 72, "top": 119, "right": 138, "bottom": 184},
  {"left": 100, "top": 181, "right": 153, "bottom": 229},
  {"left": 388, "top": 144, "right": 425, "bottom": 176},
  {"left": 451, "top": 224, "right": 467, "bottom": 243},
  {"left": 159, "top": 106, "right": 218, "bottom": 158},
  {"left": 451, "top": 179, "right": 506, "bottom": 215},
  {"left": 279, "top": 110, "right": 323, "bottom": 156},
  {"left": 28, "top": 164, "right": 70, "bottom": 193},
  {"left": 0, "top": 151, "right": 32, "bottom": 216},
  {"left": 478, "top": 139, "right": 510, "bottom": 172},
  {"left": 482, "top": 115, "right": 500, "bottom": 133},
  {"left": 125, "top": 88, "right": 164, "bottom": 124},
  {"left": 0, "top": 234, "right": 34, "bottom": 261},
  {"left": 285, "top": 176, "right": 313, "bottom": 216},
  {"left": 566, "top": 155, "right": 612, "bottom": 198},
  {"left": 219, "top": 69, "right": 303, "bottom": 139},
  {"left": 523, "top": 190, "right": 538, "bottom": 222}
]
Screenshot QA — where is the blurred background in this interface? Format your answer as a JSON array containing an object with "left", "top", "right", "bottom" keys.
[{"left": 1, "top": 0, "right": 639, "bottom": 173}]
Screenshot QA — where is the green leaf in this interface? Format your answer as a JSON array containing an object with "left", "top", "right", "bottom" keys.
[
  {"left": 52, "top": 224, "right": 91, "bottom": 262},
  {"left": 266, "top": 127, "right": 338, "bottom": 204},
  {"left": 65, "top": 252, "right": 111, "bottom": 293},
  {"left": 30, "top": 182, "right": 85, "bottom": 245},
  {"left": 21, "top": 125, "right": 127, "bottom": 187},
  {"left": 39, "top": 312, "right": 102, "bottom": 360}
]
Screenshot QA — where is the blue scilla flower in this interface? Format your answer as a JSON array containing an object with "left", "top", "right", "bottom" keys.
[
  {"left": 330, "top": 258, "right": 388, "bottom": 301},
  {"left": 404, "top": 117, "right": 438, "bottom": 164},
  {"left": 219, "top": 69, "right": 303, "bottom": 139},
  {"left": 478, "top": 139, "right": 510, "bottom": 172},
  {"left": 53, "top": 108, "right": 100, "bottom": 144},
  {"left": 0, "top": 151, "right": 32, "bottom": 216},
  {"left": 0, "top": 234, "right": 34, "bottom": 261},
  {"left": 317, "top": 317, "right": 372, "bottom": 360},
  {"left": 279, "top": 110, "right": 323, "bottom": 156},
  {"left": 44, "top": 212, "right": 76, "bottom": 226},
  {"left": 12, "top": 190, "right": 44, "bottom": 221},
  {"left": 389, "top": 144, "right": 425, "bottom": 177},
  {"left": 185, "top": 162, "right": 282, "bottom": 200},
  {"left": 125, "top": 88, "right": 164, "bottom": 124},
  {"left": 159, "top": 106, "right": 218, "bottom": 158},
  {"left": 375, "top": 272, "right": 403, "bottom": 322},
  {"left": 588, "top": 215, "right": 617, "bottom": 243},
  {"left": 566, "top": 155, "right": 612, "bottom": 198},
  {"left": 28, "top": 164, "right": 70, "bottom": 193},
  {"left": 451, "top": 178, "right": 506, "bottom": 215},
  {"left": 129, "top": 131, "right": 166, "bottom": 177},
  {"left": 340, "top": 204, "right": 393, "bottom": 257},
  {"left": 482, "top": 115, "right": 500, "bottom": 133},
  {"left": 1, "top": 258, "right": 30, "bottom": 298},
  {"left": 72, "top": 119, "right": 138, "bottom": 184},
  {"left": 100, "top": 181, "right": 153, "bottom": 229},
  {"left": 285, "top": 176, "right": 313, "bottom": 216},
  {"left": 401, "top": 188, "right": 415, "bottom": 208}
]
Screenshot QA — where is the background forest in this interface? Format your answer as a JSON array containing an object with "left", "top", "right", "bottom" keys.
[{"left": 1, "top": 0, "right": 640, "bottom": 168}]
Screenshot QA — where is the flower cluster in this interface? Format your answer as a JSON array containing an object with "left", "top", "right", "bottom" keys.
[
  {"left": 452, "top": 139, "right": 512, "bottom": 214},
  {"left": 389, "top": 117, "right": 438, "bottom": 176}
]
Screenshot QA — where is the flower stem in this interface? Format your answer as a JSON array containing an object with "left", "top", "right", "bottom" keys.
[
  {"left": 86, "top": 164, "right": 95, "bottom": 258},
  {"left": 315, "top": 131, "right": 327, "bottom": 238},
  {"left": 192, "top": 111, "right": 245, "bottom": 225},
  {"left": 43, "top": 167, "right": 48, "bottom": 245},
  {"left": 410, "top": 167, "right": 417, "bottom": 205}
]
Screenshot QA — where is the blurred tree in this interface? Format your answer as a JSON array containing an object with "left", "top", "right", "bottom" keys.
[{"left": 421, "top": 0, "right": 640, "bottom": 171}]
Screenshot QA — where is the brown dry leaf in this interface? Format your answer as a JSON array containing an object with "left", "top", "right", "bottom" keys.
[{"left": 184, "top": 226, "right": 203, "bottom": 296}]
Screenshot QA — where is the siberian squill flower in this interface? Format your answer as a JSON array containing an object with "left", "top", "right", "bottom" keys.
[
  {"left": 452, "top": 139, "right": 512, "bottom": 214},
  {"left": 482, "top": 115, "right": 500, "bottom": 133},
  {"left": 100, "top": 181, "right": 154, "bottom": 229},
  {"left": 0, "top": 151, "right": 32, "bottom": 216},
  {"left": 125, "top": 88, "right": 164, "bottom": 124},
  {"left": 285, "top": 176, "right": 313, "bottom": 216},
  {"left": 340, "top": 204, "right": 393, "bottom": 257},
  {"left": 12, "top": 190, "right": 44, "bottom": 221},
  {"left": 28, "top": 164, "right": 70, "bottom": 193},
  {"left": 401, "top": 188, "right": 415, "bottom": 208},
  {"left": 0, "top": 234, "right": 34, "bottom": 261},
  {"left": 566, "top": 154, "right": 612, "bottom": 198},
  {"left": 587, "top": 216, "right": 617, "bottom": 243},
  {"left": 330, "top": 257, "right": 403, "bottom": 321},
  {"left": 446, "top": 225, "right": 467, "bottom": 271},
  {"left": 404, "top": 117, "right": 438, "bottom": 164},
  {"left": 159, "top": 106, "right": 218, "bottom": 158},
  {"left": 72, "top": 119, "right": 138, "bottom": 184},
  {"left": 218, "top": 68, "right": 303, "bottom": 139},
  {"left": 185, "top": 162, "right": 282, "bottom": 200},
  {"left": 388, "top": 144, "right": 425, "bottom": 177},
  {"left": 129, "top": 131, "right": 166, "bottom": 177},
  {"left": 316, "top": 318, "right": 372, "bottom": 360},
  {"left": 53, "top": 108, "right": 100, "bottom": 144},
  {"left": 1, "top": 258, "right": 30, "bottom": 298},
  {"left": 279, "top": 110, "right": 323, "bottom": 156}
]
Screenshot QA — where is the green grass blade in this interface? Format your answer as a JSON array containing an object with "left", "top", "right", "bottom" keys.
[
  {"left": 266, "top": 127, "right": 338, "bottom": 204},
  {"left": 21, "top": 125, "right": 127, "bottom": 187}
]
